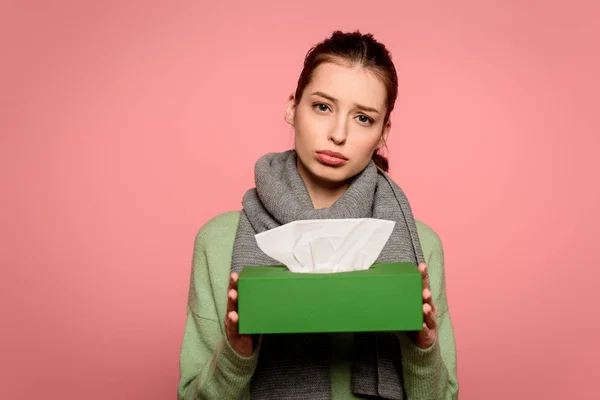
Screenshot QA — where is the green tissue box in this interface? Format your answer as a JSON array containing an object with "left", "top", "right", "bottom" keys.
[{"left": 237, "top": 262, "right": 423, "bottom": 335}]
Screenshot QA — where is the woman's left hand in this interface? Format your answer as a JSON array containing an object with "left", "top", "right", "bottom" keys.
[{"left": 412, "top": 262, "right": 438, "bottom": 349}]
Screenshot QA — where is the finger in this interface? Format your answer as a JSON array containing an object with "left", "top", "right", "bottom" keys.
[
  {"left": 423, "top": 288, "right": 437, "bottom": 323},
  {"left": 418, "top": 263, "right": 430, "bottom": 290},
  {"left": 224, "top": 310, "right": 235, "bottom": 331},
  {"left": 229, "top": 310, "right": 239, "bottom": 324},
  {"left": 227, "top": 288, "right": 238, "bottom": 313},
  {"left": 423, "top": 303, "right": 433, "bottom": 329},
  {"left": 419, "top": 322, "right": 436, "bottom": 348},
  {"left": 422, "top": 303, "right": 438, "bottom": 330},
  {"left": 226, "top": 273, "right": 239, "bottom": 314},
  {"left": 422, "top": 288, "right": 434, "bottom": 307},
  {"left": 228, "top": 311, "right": 240, "bottom": 335}
]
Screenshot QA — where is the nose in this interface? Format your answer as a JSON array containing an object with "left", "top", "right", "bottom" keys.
[{"left": 328, "top": 117, "right": 347, "bottom": 145}]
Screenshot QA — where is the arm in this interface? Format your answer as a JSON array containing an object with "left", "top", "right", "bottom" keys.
[
  {"left": 178, "top": 229, "right": 259, "bottom": 400},
  {"left": 397, "top": 231, "right": 459, "bottom": 399}
]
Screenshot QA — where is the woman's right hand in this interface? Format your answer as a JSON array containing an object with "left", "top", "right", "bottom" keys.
[{"left": 224, "top": 272, "right": 254, "bottom": 357}]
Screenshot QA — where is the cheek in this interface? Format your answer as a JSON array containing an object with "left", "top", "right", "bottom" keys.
[
  {"left": 295, "top": 111, "right": 328, "bottom": 142},
  {"left": 347, "top": 130, "right": 382, "bottom": 155}
]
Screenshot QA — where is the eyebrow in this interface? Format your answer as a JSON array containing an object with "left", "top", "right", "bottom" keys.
[{"left": 310, "top": 91, "right": 381, "bottom": 114}]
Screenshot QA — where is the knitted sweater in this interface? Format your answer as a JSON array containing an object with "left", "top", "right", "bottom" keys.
[{"left": 177, "top": 211, "right": 459, "bottom": 399}]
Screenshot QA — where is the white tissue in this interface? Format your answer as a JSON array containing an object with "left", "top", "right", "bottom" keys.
[{"left": 254, "top": 218, "right": 395, "bottom": 273}]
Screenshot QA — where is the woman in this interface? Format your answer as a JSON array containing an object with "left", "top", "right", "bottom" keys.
[{"left": 178, "top": 30, "right": 458, "bottom": 399}]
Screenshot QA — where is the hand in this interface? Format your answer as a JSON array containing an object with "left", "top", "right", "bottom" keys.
[
  {"left": 409, "top": 263, "right": 438, "bottom": 349},
  {"left": 224, "top": 272, "right": 254, "bottom": 357}
]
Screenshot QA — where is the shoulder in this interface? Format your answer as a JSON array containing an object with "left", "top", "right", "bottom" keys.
[
  {"left": 415, "top": 220, "right": 443, "bottom": 261},
  {"left": 194, "top": 211, "right": 241, "bottom": 249}
]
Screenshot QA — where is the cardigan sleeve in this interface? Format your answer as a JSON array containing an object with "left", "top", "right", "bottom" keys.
[
  {"left": 396, "top": 227, "right": 459, "bottom": 399},
  {"left": 177, "top": 228, "right": 259, "bottom": 400}
]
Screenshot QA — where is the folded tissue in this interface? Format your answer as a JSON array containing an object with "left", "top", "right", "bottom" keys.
[{"left": 254, "top": 218, "right": 395, "bottom": 273}]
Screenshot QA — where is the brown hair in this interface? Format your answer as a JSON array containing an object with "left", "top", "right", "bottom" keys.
[{"left": 294, "top": 30, "right": 398, "bottom": 172}]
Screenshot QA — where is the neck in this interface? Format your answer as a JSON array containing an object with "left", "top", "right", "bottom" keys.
[{"left": 297, "top": 158, "right": 350, "bottom": 209}]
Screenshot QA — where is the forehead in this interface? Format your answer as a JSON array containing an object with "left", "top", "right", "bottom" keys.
[{"left": 305, "top": 62, "right": 387, "bottom": 110}]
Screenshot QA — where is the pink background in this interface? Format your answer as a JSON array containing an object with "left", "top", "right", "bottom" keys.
[{"left": 2, "top": 1, "right": 599, "bottom": 399}]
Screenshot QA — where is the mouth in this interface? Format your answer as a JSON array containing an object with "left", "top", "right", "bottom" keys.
[{"left": 315, "top": 150, "right": 348, "bottom": 167}]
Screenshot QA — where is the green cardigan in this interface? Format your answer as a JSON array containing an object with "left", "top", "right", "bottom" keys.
[{"left": 178, "top": 211, "right": 459, "bottom": 399}]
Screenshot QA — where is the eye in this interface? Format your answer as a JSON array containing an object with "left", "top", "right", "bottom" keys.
[
  {"left": 356, "top": 114, "right": 374, "bottom": 125},
  {"left": 313, "top": 103, "right": 330, "bottom": 113}
]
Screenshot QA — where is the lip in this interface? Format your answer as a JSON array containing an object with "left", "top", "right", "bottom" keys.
[{"left": 316, "top": 150, "right": 348, "bottom": 167}]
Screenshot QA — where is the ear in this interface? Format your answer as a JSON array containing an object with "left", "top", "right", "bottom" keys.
[
  {"left": 284, "top": 93, "right": 296, "bottom": 126},
  {"left": 378, "top": 120, "right": 391, "bottom": 149}
]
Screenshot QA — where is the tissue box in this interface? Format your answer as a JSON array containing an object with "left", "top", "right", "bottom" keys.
[{"left": 237, "top": 262, "right": 423, "bottom": 334}]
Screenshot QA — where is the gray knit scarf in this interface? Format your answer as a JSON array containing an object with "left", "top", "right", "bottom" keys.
[{"left": 231, "top": 150, "right": 425, "bottom": 399}]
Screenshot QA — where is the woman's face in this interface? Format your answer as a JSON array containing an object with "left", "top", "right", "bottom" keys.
[{"left": 286, "top": 61, "right": 390, "bottom": 186}]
